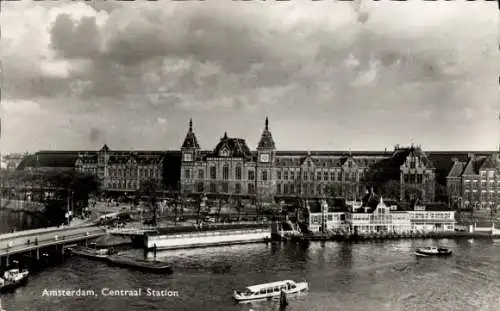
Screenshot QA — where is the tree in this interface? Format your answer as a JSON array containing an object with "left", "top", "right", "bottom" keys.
[
  {"left": 136, "top": 179, "right": 160, "bottom": 226},
  {"left": 379, "top": 180, "right": 400, "bottom": 200},
  {"left": 324, "top": 183, "right": 342, "bottom": 198},
  {"left": 434, "top": 183, "right": 448, "bottom": 203}
]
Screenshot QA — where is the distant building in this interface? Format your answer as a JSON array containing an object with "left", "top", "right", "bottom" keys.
[
  {"left": 1, "top": 153, "right": 25, "bottom": 171},
  {"left": 16, "top": 147, "right": 181, "bottom": 195},
  {"left": 74, "top": 145, "right": 164, "bottom": 193},
  {"left": 446, "top": 152, "right": 500, "bottom": 210}
]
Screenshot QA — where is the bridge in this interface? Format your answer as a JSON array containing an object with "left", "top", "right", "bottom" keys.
[
  {"left": 0, "top": 224, "right": 106, "bottom": 267},
  {"left": 107, "top": 227, "right": 159, "bottom": 237}
]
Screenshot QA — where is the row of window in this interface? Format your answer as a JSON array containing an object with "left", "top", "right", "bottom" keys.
[
  {"left": 108, "top": 167, "right": 160, "bottom": 179},
  {"left": 107, "top": 180, "right": 139, "bottom": 190},
  {"left": 194, "top": 182, "right": 256, "bottom": 194},
  {"left": 410, "top": 213, "right": 453, "bottom": 219},
  {"left": 403, "top": 174, "right": 425, "bottom": 184},
  {"left": 464, "top": 179, "right": 500, "bottom": 183},
  {"left": 276, "top": 170, "right": 360, "bottom": 182},
  {"left": 184, "top": 167, "right": 363, "bottom": 182},
  {"left": 185, "top": 167, "right": 258, "bottom": 181}
]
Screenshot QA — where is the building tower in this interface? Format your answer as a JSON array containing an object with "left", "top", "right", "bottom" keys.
[
  {"left": 180, "top": 119, "right": 200, "bottom": 193},
  {"left": 256, "top": 117, "right": 276, "bottom": 203}
]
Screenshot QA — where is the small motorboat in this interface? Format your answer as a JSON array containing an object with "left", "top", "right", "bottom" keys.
[
  {"left": 70, "top": 247, "right": 110, "bottom": 261},
  {"left": 233, "top": 280, "right": 308, "bottom": 303},
  {"left": 0, "top": 268, "right": 29, "bottom": 292},
  {"left": 106, "top": 255, "right": 173, "bottom": 274},
  {"left": 415, "top": 247, "right": 452, "bottom": 257}
]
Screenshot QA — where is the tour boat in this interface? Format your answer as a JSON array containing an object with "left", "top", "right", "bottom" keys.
[
  {"left": 0, "top": 269, "right": 29, "bottom": 292},
  {"left": 70, "top": 247, "right": 111, "bottom": 261},
  {"left": 106, "top": 255, "right": 173, "bottom": 274},
  {"left": 233, "top": 280, "right": 309, "bottom": 302},
  {"left": 415, "top": 247, "right": 452, "bottom": 257}
]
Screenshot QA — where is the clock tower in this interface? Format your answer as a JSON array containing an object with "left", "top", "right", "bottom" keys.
[
  {"left": 256, "top": 117, "right": 276, "bottom": 202},
  {"left": 180, "top": 119, "right": 200, "bottom": 193}
]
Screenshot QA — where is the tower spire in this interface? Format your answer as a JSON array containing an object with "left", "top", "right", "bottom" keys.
[
  {"left": 265, "top": 116, "right": 269, "bottom": 131},
  {"left": 189, "top": 118, "right": 193, "bottom": 132}
]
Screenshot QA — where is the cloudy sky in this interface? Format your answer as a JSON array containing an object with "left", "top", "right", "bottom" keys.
[{"left": 1, "top": 1, "right": 498, "bottom": 153}]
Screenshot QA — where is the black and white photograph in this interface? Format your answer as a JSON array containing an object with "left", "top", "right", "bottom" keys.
[{"left": 0, "top": 0, "right": 498, "bottom": 310}]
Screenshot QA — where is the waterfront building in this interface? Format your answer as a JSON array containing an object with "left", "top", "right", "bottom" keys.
[
  {"left": 346, "top": 194, "right": 412, "bottom": 234},
  {"left": 407, "top": 202, "right": 455, "bottom": 232},
  {"left": 305, "top": 193, "right": 455, "bottom": 234},
  {"left": 306, "top": 198, "right": 348, "bottom": 232},
  {"left": 446, "top": 153, "right": 500, "bottom": 211}
]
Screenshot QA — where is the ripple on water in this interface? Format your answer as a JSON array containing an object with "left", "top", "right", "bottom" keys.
[{"left": 2, "top": 239, "right": 500, "bottom": 311}]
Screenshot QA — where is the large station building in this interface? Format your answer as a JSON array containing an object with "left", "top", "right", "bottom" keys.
[{"left": 14, "top": 117, "right": 500, "bottom": 210}]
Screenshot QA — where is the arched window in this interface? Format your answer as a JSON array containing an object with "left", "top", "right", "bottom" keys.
[
  {"left": 197, "top": 182, "right": 204, "bottom": 193},
  {"left": 210, "top": 183, "right": 217, "bottom": 193},
  {"left": 235, "top": 166, "right": 242, "bottom": 180},
  {"left": 262, "top": 171, "right": 268, "bottom": 181},
  {"left": 248, "top": 183, "right": 255, "bottom": 194},
  {"left": 223, "top": 165, "right": 229, "bottom": 180}
]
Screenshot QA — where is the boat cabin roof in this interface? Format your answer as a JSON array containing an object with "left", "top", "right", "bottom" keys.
[{"left": 246, "top": 280, "right": 295, "bottom": 292}]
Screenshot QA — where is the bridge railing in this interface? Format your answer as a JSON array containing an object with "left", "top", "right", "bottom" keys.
[
  {"left": 0, "top": 229, "right": 107, "bottom": 256},
  {"left": 0, "top": 223, "right": 96, "bottom": 241}
]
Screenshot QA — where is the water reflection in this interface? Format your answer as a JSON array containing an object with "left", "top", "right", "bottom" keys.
[
  {"left": 0, "top": 209, "right": 42, "bottom": 233},
  {"left": 4, "top": 240, "right": 500, "bottom": 311}
]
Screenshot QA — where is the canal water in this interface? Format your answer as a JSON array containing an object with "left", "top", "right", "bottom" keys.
[
  {"left": 2, "top": 239, "right": 500, "bottom": 311},
  {"left": 0, "top": 209, "right": 43, "bottom": 234}
]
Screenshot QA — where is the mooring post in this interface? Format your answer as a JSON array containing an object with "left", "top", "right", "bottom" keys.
[
  {"left": 36, "top": 248, "right": 40, "bottom": 260},
  {"left": 5, "top": 255, "right": 9, "bottom": 267}
]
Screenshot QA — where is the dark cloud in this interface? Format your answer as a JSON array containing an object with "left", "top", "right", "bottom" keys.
[
  {"left": 1, "top": 1, "right": 497, "bottom": 153},
  {"left": 50, "top": 14, "right": 101, "bottom": 59}
]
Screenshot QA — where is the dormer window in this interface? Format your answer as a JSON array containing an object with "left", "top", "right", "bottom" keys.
[{"left": 220, "top": 148, "right": 229, "bottom": 157}]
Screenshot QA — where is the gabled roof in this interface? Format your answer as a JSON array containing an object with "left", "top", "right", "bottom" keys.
[
  {"left": 479, "top": 156, "right": 497, "bottom": 171},
  {"left": 100, "top": 144, "right": 110, "bottom": 152},
  {"left": 462, "top": 156, "right": 486, "bottom": 176},
  {"left": 447, "top": 160, "right": 466, "bottom": 178}
]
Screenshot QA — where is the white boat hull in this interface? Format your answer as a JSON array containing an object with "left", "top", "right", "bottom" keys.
[{"left": 233, "top": 282, "right": 308, "bottom": 303}]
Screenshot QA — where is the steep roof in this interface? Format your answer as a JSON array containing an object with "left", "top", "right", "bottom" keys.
[
  {"left": 181, "top": 119, "right": 200, "bottom": 149},
  {"left": 257, "top": 117, "right": 276, "bottom": 150},
  {"left": 212, "top": 133, "right": 252, "bottom": 159},
  {"left": 447, "top": 160, "right": 466, "bottom": 178},
  {"left": 462, "top": 156, "right": 486, "bottom": 176}
]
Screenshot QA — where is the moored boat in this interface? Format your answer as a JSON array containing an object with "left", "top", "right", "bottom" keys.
[
  {"left": 415, "top": 247, "right": 452, "bottom": 257},
  {"left": 233, "top": 280, "right": 308, "bottom": 303},
  {"left": 0, "top": 268, "right": 29, "bottom": 292},
  {"left": 70, "top": 247, "right": 111, "bottom": 261},
  {"left": 106, "top": 255, "right": 173, "bottom": 274}
]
